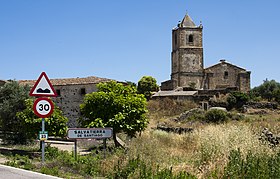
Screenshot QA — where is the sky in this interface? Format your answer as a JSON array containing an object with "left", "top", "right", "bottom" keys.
[{"left": 1, "top": 0, "right": 280, "bottom": 87}]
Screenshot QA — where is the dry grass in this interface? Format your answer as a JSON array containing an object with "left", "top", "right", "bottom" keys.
[
  {"left": 245, "top": 112, "right": 280, "bottom": 134},
  {"left": 73, "top": 100, "right": 280, "bottom": 178},
  {"left": 192, "top": 122, "right": 277, "bottom": 177},
  {"left": 127, "top": 129, "right": 195, "bottom": 169},
  {"left": 147, "top": 98, "right": 197, "bottom": 128},
  {"left": 124, "top": 121, "right": 279, "bottom": 178},
  {"left": 120, "top": 99, "right": 280, "bottom": 178}
]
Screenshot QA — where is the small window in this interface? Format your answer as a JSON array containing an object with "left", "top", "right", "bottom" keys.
[
  {"left": 224, "top": 71, "right": 229, "bottom": 79},
  {"left": 81, "top": 88, "right": 86, "bottom": 95},
  {"left": 174, "top": 34, "right": 177, "bottom": 45},
  {"left": 56, "top": 89, "right": 61, "bottom": 96},
  {"left": 189, "top": 35, "right": 194, "bottom": 43}
]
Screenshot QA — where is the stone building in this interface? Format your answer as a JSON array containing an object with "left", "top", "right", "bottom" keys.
[
  {"left": 161, "top": 13, "right": 251, "bottom": 92},
  {"left": 19, "top": 76, "right": 112, "bottom": 127}
]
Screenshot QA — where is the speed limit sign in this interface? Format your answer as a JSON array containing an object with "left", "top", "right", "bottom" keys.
[{"left": 33, "top": 98, "right": 54, "bottom": 118}]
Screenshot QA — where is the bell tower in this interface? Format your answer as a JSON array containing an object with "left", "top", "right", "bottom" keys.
[{"left": 171, "top": 13, "right": 204, "bottom": 89}]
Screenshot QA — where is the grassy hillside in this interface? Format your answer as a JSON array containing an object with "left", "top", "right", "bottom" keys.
[
  {"left": 1, "top": 98, "right": 280, "bottom": 178},
  {"left": 114, "top": 99, "right": 280, "bottom": 178}
]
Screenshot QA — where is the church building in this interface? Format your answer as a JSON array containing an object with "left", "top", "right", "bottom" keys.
[{"left": 161, "top": 13, "right": 251, "bottom": 92}]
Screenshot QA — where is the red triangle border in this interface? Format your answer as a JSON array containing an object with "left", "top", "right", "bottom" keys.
[{"left": 29, "top": 72, "right": 58, "bottom": 97}]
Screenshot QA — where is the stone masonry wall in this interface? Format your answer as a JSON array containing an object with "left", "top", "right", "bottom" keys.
[
  {"left": 52, "top": 83, "right": 98, "bottom": 127},
  {"left": 204, "top": 62, "right": 250, "bottom": 92}
]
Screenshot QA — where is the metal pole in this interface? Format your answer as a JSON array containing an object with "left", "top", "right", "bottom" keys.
[
  {"left": 42, "top": 118, "right": 45, "bottom": 164},
  {"left": 74, "top": 140, "right": 77, "bottom": 160},
  {"left": 103, "top": 138, "right": 106, "bottom": 159}
]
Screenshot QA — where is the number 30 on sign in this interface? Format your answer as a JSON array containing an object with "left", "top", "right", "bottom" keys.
[{"left": 33, "top": 98, "right": 54, "bottom": 118}]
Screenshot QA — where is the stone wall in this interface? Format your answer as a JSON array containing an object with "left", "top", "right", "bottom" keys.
[
  {"left": 244, "top": 101, "right": 278, "bottom": 109},
  {"left": 161, "top": 80, "right": 174, "bottom": 91},
  {"left": 204, "top": 61, "right": 250, "bottom": 92},
  {"left": 238, "top": 72, "right": 251, "bottom": 92},
  {"left": 52, "top": 83, "right": 98, "bottom": 127}
]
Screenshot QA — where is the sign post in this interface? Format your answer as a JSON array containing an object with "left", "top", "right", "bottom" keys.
[
  {"left": 42, "top": 118, "right": 45, "bottom": 163},
  {"left": 67, "top": 128, "right": 113, "bottom": 159},
  {"left": 30, "top": 72, "right": 57, "bottom": 164}
]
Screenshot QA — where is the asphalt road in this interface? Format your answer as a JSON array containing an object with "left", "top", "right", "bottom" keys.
[{"left": 0, "top": 164, "right": 62, "bottom": 179}]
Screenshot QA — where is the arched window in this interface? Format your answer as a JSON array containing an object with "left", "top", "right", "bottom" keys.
[{"left": 188, "top": 35, "right": 194, "bottom": 43}]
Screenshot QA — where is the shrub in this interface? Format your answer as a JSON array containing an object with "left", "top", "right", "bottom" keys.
[
  {"left": 227, "top": 112, "right": 245, "bottom": 121},
  {"left": 205, "top": 109, "right": 228, "bottom": 123},
  {"left": 5, "top": 154, "right": 34, "bottom": 170},
  {"left": 223, "top": 149, "right": 280, "bottom": 178},
  {"left": 109, "top": 156, "right": 196, "bottom": 179},
  {"left": 227, "top": 91, "right": 250, "bottom": 110},
  {"left": 193, "top": 123, "right": 274, "bottom": 175},
  {"left": 41, "top": 166, "right": 60, "bottom": 176}
]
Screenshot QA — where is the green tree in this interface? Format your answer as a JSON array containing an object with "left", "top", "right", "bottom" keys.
[
  {"left": 251, "top": 79, "right": 280, "bottom": 101},
  {"left": 125, "top": 81, "right": 137, "bottom": 88},
  {"left": 0, "top": 81, "right": 68, "bottom": 144},
  {"left": 272, "top": 89, "right": 280, "bottom": 103},
  {"left": 16, "top": 99, "right": 68, "bottom": 142},
  {"left": 80, "top": 81, "right": 148, "bottom": 147},
  {"left": 0, "top": 81, "right": 30, "bottom": 143},
  {"left": 137, "top": 76, "right": 159, "bottom": 99}
]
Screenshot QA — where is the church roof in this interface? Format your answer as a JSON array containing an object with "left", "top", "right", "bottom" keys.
[
  {"left": 180, "top": 14, "right": 196, "bottom": 27},
  {"left": 204, "top": 59, "right": 248, "bottom": 72}
]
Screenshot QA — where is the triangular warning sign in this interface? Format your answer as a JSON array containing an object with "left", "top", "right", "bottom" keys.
[{"left": 29, "top": 72, "right": 57, "bottom": 97}]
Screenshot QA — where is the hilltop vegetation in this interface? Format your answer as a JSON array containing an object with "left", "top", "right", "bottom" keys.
[{"left": 0, "top": 79, "right": 280, "bottom": 178}]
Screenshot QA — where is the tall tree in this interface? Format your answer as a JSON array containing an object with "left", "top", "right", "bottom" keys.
[
  {"left": 251, "top": 79, "right": 280, "bottom": 102},
  {"left": 80, "top": 81, "right": 148, "bottom": 147},
  {"left": 137, "top": 76, "right": 159, "bottom": 99},
  {"left": 0, "top": 81, "right": 29, "bottom": 143}
]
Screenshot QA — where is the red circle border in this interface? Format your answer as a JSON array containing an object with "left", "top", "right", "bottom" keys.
[{"left": 33, "top": 97, "right": 54, "bottom": 118}]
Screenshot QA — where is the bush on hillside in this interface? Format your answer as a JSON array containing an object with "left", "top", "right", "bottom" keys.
[
  {"left": 227, "top": 91, "right": 250, "bottom": 110},
  {"left": 223, "top": 149, "right": 280, "bottom": 178},
  {"left": 205, "top": 109, "right": 228, "bottom": 123}
]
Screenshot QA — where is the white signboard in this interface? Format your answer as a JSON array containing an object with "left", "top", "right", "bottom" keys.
[{"left": 67, "top": 128, "right": 113, "bottom": 139}]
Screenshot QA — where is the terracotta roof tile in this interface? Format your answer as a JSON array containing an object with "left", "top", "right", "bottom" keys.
[{"left": 19, "top": 76, "right": 113, "bottom": 86}]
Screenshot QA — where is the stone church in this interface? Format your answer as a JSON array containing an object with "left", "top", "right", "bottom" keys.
[{"left": 161, "top": 13, "right": 251, "bottom": 92}]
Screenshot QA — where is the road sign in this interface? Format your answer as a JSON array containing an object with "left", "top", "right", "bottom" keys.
[
  {"left": 39, "top": 131, "right": 48, "bottom": 141},
  {"left": 33, "top": 98, "right": 54, "bottom": 118},
  {"left": 29, "top": 72, "right": 57, "bottom": 97},
  {"left": 67, "top": 128, "right": 113, "bottom": 139}
]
